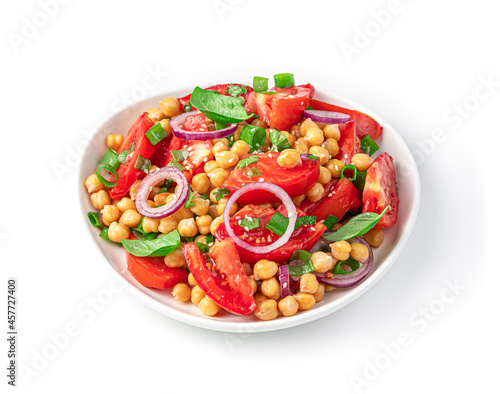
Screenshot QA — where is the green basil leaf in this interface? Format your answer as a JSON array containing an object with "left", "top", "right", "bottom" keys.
[
  {"left": 290, "top": 249, "right": 312, "bottom": 264},
  {"left": 323, "top": 215, "right": 338, "bottom": 231},
  {"left": 204, "top": 234, "right": 215, "bottom": 244},
  {"left": 195, "top": 242, "right": 210, "bottom": 253},
  {"left": 324, "top": 207, "right": 389, "bottom": 242},
  {"left": 237, "top": 217, "right": 260, "bottom": 230},
  {"left": 333, "top": 257, "right": 360, "bottom": 274},
  {"left": 235, "top": 155, "right": 259, "bottom": 169},
  {"left": 87, "top": 212, "right": 102, "bottom": 227},
  {"left": 269, "top": 129, "right": 291, "bottom": 151},
  {"left": 360, "top": 135, "right": 379, "bottom": 156},
  {"left": 225, "top": 84, "right": 247, "bottom": 97},
  {"left": 122, "top": 230, "right": 181, "bottom": 257},
  {"left": 239, "top": 125, "right": 266, "bottom": 152},
  {"left": 288, "top": 260, "right": 315, "bottom": 276},
  {"left": 132, "top": 229, "right": 159, "bottom": 241}
]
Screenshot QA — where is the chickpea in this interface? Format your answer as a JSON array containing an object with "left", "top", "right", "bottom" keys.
[
  {"left": 188, "top": 272, "right": 197, "bottom": 287},
  {"left": 293, "top": 194, "right": 306, "bottom": 206},
  {"left": 191, "top": 285, "right": 206, "bottom": 306},
  {"left": 199, "top": 297, "right": 220, "bottom": 316},
  {"left": 290, "top": 124, "right": 301, "bottom": 138},
  {"left": 293, "top": 138, "right": 309, "bottom": 154},
  {"left": 277, "top": 149, "right": 301, "bottom": 169},
  {"left": 325, "top": 159, "right": 345, "bottom": 178},
  {"left": 158, "top": 216, "right": 178, "bottom": 234},
  {"left": 116, "top": 197, "right": 136, "bottom": 213},
  {"left": 281, "top": 131, "right": 296, "bottom": 147},
  {"left": 154, "top": 192, "right": 170, "bottom": 207},
  {"left": 192, "top": 173, "right": 210, "bottom": 194},
  {"left": 159, "top": 97, "right": 181, "bottom": 117},
  {"left": 300, "top": 273, "right": 319, "bottom": 294},
  {"left": 148, "top": 185, "right": 161, "bottom": 200},
  {"left": 323, "top": 124, "right": 341, "bottom": 140},
  {"left": 208, "top": 204, "right": 219, "bottom": 219},
  {"left": 332, "top": 222, "right": 343, "bottom": 231},
  {"left": 213, "top": 138, "right": 229, "bottom": 148},
  {"left": 84, "top": 174, "right": 105, "bottom": 194},
  {"left": 252, "top": 119, "right": 267, "bottom": 129},
  {"left": 318, "top": 166, "right": 332, "bottom": 185},
  {"left": 108, "top": 222, "right": 130, "bottom": 243},
  {"left": 164, "top": 246, "right": 186, "bottom": 268},
  {"left": 190, "top": 198, "right": 210, "bottom": 216},
  {"left": 254, "top": 293, "right": 268, "bottom": 305},
  {"left": 311, "top": 252, "right": 335, "bottom": 273},
  {"left": 129, "top": 180, "right": 141, "bottom": 200},
  {"left": 217, "top": 198, "right": 237, "bottom": 216},
  {"left": 278, "top": 296, "right": 299, "bottom": 317},
  {"left": 106, "top": 134, "right": 123, "bottom": 151},
  {"left": 364, "top": 228, "right": 384, "bottom": 248},
  {"left": 172, "top": 283, "right": 191, "bottom": 302},
  {"left": 260, "top": 277, "right": 280, "bottom": 300},
  {"left": 309, "top": 146, "right": 330, "bottom": 165},
  {"left": 313, "top": 284, "right": 326, "bottom": 302},
  {"left": 350, "top": 242, "right": 370, "bottom": 263},
  {"left": 196, "top": 215, "right": 213, "bottom": 235},
  {"left": 159, "top": 118, "right": 172, "bottom": 137},
  {"left": 254, "top": 299, "right": 278, "bottom": 321},
  {"left": 253, "top": 259, "right": 278, "bottom": 280},
  {"left": 322, "top": 138, "right": 340, "bottom": 157},
  {"left": 306, "top": 183, "right": 324, "bottom": 203},
  {"left": 242, "top": 263, "right": 253, "bottom": 277},
  {"left": 90, "top": 190, "right": 111, "bottom": 210},
  {"left": 177, "top": 218, "right": 198, "bottom": 238},
  {"left": 146, "top": 107, "right": 165, "bottom": 123},
  {"left": 304, "top": 128, "right": 324, "bottom": 146},
  {"left": 352, "top": 153, "right": 374, "bottom": 172},
  {"left": 147, "top": 200, "right": 156, "bottom": 209},
  {"left": 171, "top": 205, "right": 194, "bottom": 223},
  {"left": 100, "top": 205, "right": 120, "bottom": 226},
  {"left": 119, "top": 209, "right": 142, "bottom": 228},
  {"left": 204, "top": 160, "right": 219, "bottom": 174},
  {"left": 207, "top": 123, "right": 216, "bottom": 131},
  {"left": 231, "top": 140, "right": 251, "bottom": 158},
  {"left": 195, "top": 234, "right": 208, "bottom": 244},
  {"left": 294, "top": 292, "right": 316, "bottom": 311},
  {"left": 210, "top": 216, "right": 224, "bottom": 235},
  {"left": 330, "top": 240, "right": 351, "bottom": 261},
  {"left": 215, "top": 151, "right": 239, "bottom": 169},
  {"left": 142, "top": 217, "right": 160, "bottom": 233},
  {"left": 325, "top": 285, "right": 336, "bottom": 292},
  {"left": 248, "top": 276, "right": 258, "bottom": 294},
  {"left": 207, "top": 168, "right": 230, "bottom": 188},
  {"left": 300, "top": 118, "right": 318, "bottom": 136},
  {"left": 212, "top": 141, "right": 229, "bottom": 155}
]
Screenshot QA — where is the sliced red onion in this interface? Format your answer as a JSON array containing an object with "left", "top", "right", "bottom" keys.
[
  {"left": 278, "top": 265, "right": 290, "bottom": 298},
  {"left": 135, "top": 167, "right": 189, "bottom": 219},
  {"left": 170, "top": 110, "right": 238, "bottom": 140},
  {"left": 223, "top": 182, "right": 297, "bottom": 254},
  {"left": 314, "top": 236, "right": 373, "bottom": 288},
  {"left": 304, "top": 110, "right": 350, "bottom": 124},
  {"left": 308, "top": 237, "right": 330, "bottom": 254}
]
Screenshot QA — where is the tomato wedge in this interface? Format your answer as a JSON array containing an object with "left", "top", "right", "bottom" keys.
[
  {"left": 334, "top": 120, "right": 361, "bottom": 165},
  {"left": 110, "top": 113, "right": 156, "bottom": 199},
  {"left": 246, "top": 86, "right": 311, "bottom": 130},
  {"left": 362, "top": 153, "right": 399, "bottom": 228},
  {"left": 222, "top": 152, "right": 319, "bottom": 204},
  {"left": 126, "top": 253, "right": 188, "bottom": 289},
  {"left": 183, "top": 239, "right": 256, "bottom": 316},
  {"left": 178, "top": 83, "right": 254, "bottom": 112},
  {"left": 309, "top": 98, "right": 383, "bottom": 140},
  {"left": 214, "top": 203, "right": 326, "bottom": 265},
  {"left": 299, "top": 178, "right": 359, "bottom": 222}
]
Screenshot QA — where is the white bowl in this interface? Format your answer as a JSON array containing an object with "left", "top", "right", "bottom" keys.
[{"left": 78, "top": 87, "right": 420, "bottom": 333}]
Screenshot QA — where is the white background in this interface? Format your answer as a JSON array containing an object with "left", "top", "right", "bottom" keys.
[{"left": 1, "top": 0, "right": 498, "bottom": 393}]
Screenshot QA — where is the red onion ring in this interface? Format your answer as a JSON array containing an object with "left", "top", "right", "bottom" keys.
[
  {"left": 314, "top": 236, "right": 373, "bottom": 288},
  {"left": 135, "top": 167, "right": 189, "bottom": 219},
  {"left": 304, "top": 110, "right": 350, "bottom": 124},
  {"left": 170, "top": 110, "right": 238, "bottom": 140},
  {"left": 278, "top": 265, "right": 290, "bottom": 298},
  {"left": 223, "top": 182, "right": 297, "bottom": 254}
]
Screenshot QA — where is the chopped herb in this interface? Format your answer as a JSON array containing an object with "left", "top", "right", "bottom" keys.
[
  {"left": 225, "top": 84, "right": 247, "bottom": 97},
  {"left": 184, "top": 103, "right": 192, "bottom": 112},
  {"left": 324, "top": 207, "right": 389, "bottom": 242},
  {"left": 333, "top": 257, "right": 360, "bottom": 274},
  {"left": 167, "top": 160, "right": 187, "bottom": 171},
  {"left": 236, "top": 155, "right": 259, "bottom": 169},
  {"left": 238, "top": 217, "right": 260, "bottom": 230},
  {"left": 195, "top": 242, "right": 210, "bottom": 253},
  {"left": 145, "top": 123, "right": 167, "bottom": 145},
  {"left": 288, "top": 260, "right": 315, "bottom": 276},
  {"left": 184, "top": 185, "right": 195, "bottom": 208},
  {"left": 323, "top": 215, "right": 338, "bottom": 231},
  {"left": 353, "top": 171, "right": 367, "bottom": 190},
  {"left": 253, "top": 76, "right": 269, "bottom": 92},
  {"left": 99, "top": 148, "right": 120, "bottom": 170},
  {"left": 245, "top": 168, "right": 262, "bottom": 177},
  {"left": 239, "top": 125, "right": 266, "bottom": 152},
  {"left": 204, "top": 234, "right": 215, "bottom": 244},
  {"left": 294, "top": 215, "right": 316, "bottom": 230},
  {"left": 96, "top": 164, "right": 118, "bottom": 188},
  {"left": 265, "top": 212, "right": 289, "bottom": 237},
  {"left": 118, "top": 142, "right": 135, "bottom": 164},
  {"left": 214, "top": 188, "right": 230, "bottom": 201},
  {"left": 290, "top": 249, "right": 312, "bottom": 264},
  {"left": 185, "top": 236, "right": 196, "bottom": 242},
  {"left": 199, "top": 194, "right": 209, "bottom": 200},
  {"left": 132, "top": 229, "right": 159, "bottom": 241},
  {"left": 269, "top": 129, "right": 291, "bottom": 151},
  {"left": 87, "top": 212, "right": 101, "bottom": 227},
  {"left": 134, "top": 155, "right": 151, "bottom": 174},
  {"left": 122, "top": 230, "right": 181, "bottom": 257},
  {"left": 274, "top": 73, "right": 295, "bottom": 88},
  {"left": 158, "top": 179, "right": 174, "bottom": 193},
  {"left": 360, "top": 135, "right": 379, "bottom": 156},
  {"left": 170, "top": 148, "right": 189, "bottom": 162}
]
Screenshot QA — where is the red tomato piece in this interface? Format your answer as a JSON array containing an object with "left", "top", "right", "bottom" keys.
[
  {"left": 362, "top": 153, "right": 399, "bottom": 228},
  {"left": 335, "top": 120, "right": 361, "bottom": 165},
  {"left": 214, "top": 203, "right": 326, "bottom": 265},
  {"left": 180, "top": 113, "right": 209, "bottom": 133},
  {"left": 149, "top": 133, "right": 173, "bottom": 168},
  {"left": 309, "top": 99, "right": 383, "bottom": 140},
  {"left": 222, "top": 152, "right": 319, "bottom": 204},
  {"left": 126, "top": 253, "right": 188, "bottom": 289},
  {"left": 246, "top": 86, "right": 311, "bottom": 130},
  {"left": 178, "top": 83, "right": 254, "bottom": 112},
  {"left": 297, "top": 83, "right": 316, "bottom": 98},
  {"left": 299, "top": 178, "right": 359, "bottom": 222},
  {"left": 183, "top": 239, "right": 256, "bottom": 316},
  {"left": 110, "top": 113, "right": 156, "bottom": 199}
]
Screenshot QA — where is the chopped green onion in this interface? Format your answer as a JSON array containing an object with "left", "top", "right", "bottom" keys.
[
  {"left": 214, "top": 188, "right": 230, "bottom": 201},
  {"left": 253, "top": 76, "right": 269, "bottom": 92},
  {"left": 96, "top": 164, "right": 118, "bottom": 188},
  {"left": 290, "top": 249, "right": 312, "bottom": 264},
  {"left": 245, "top": 168, "right": 262, "bottom": 177},
  {"left": 265, "top": 212, "right": 289, "bottom": 237},
  {"left": 340, "top": 164, "right": 358, "bottom": 182},
  {"left": 87, "top": 212, "right": 101, "bottom": 227},
  {"left": 323, "top": 215, "right": 338, "bottom": 231},
  {"left": 269, "top": 129, "right": 291, "bottom": 151},
  {"left": 145, "top": 123, "right": 167, "bottom": 146},
  {"left": 238, "top": 217, "right": 260, "bottom": 230},
  {"left": 118, "top": 142, "right": 135, "bottom": 164},
  {"left": 236, "top": 155, "right": 259, "bottom": 169},
  {"left": 195, "top": 242, "right": 210, "bottom": 253},
  {"left": 170, "top": 148, "right": 189, "bottom": 162},
  {"left": 294, "top": 215, "right": 316, "bottom": 230},
  {"left": 239, "top": 125, "right": 266, "bottom": 152},
  {"left": 274, "top": 73, "right": 295, "bottom": 88},
  {"left": 360, "top": 135, "right": 379, "bottom": 156},
  {"left": 99, "top": 227, "right": 122, "bottom": 246},
  {"left": 303, "top": 154, "right": 319, "bottom": 161},
  {"left": 158, "top": 180, "right": 174, "bottom": 194},
  {"left": 225, "top": 84, "right": 247, "bottom": 97},
  {"left": 99, "top": 148, "right": 120, "bottom": 170},
  {"left": 288, "top": 260, "right": 315, "bottom": 276},
  {"left": 353, "top": 171, "right": 367, "bottom": 190},
  {"left": 184, "top": 103, "right": 192, "bottom": 112},
  {"left": 333, "top": 257, "right": 360, "bottom": 274},
  {"left": 134, "top": 155, "right": 151, "bottom": 174},
  {"left": 167, "top": 160, "right": 187, "bottom": 171}
]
